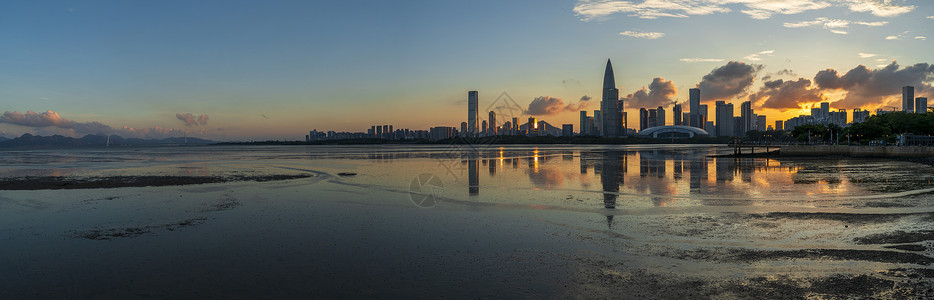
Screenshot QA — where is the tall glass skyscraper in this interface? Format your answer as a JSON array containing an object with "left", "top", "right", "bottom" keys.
[
  {"left": 601, "top": 59, "right": 619, "bottom": 137},
  {"left": 468, "top": 91, "right": 479, "bottom": 137}
]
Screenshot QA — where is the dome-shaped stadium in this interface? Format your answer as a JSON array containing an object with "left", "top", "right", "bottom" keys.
[{"left": 637, "top": 125, "right": 709, "bottom": 138}]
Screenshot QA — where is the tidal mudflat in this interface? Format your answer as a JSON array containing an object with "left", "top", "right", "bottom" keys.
[{"left": 1, "top": 145, "right": 932, "bottom": 298}]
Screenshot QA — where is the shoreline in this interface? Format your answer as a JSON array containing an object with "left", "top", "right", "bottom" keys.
[{"left": 0, "top": 174, "right": 313, "bottom": 190}]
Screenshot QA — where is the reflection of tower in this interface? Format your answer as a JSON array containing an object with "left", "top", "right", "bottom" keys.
[
  {"left": 715, "top": 157, "right": 735, "bottom": 182},
  {"left": 468, "top": 151, "right": 479, "bottom": 196},
  {"left": 488, "top": 158, "right": 496, "bottom": 176},
  {"left": 689, "top": 154, "right": 708, "bottom": 189},
  {"left": 673, "top": 157, "right": 683, "bottom": 180},
  {"left": 601, "top": 150, "right": 623, "bottom": 209}
]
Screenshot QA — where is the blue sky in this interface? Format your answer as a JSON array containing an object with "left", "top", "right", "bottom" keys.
[{"left": 0, "top": 0, "right": 931, "bottom": 140}]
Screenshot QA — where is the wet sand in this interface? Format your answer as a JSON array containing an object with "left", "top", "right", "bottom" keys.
[
  {"left": 0, "top": 174, "right": 312, "bottom": 190},
  {"left": 1, "top": 145, "right": 933, "bottom": 298}
]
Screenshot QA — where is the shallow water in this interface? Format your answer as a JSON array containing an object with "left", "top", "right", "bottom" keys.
[{"left": 1, "top": 144, "right": 932, "bottom": 298}]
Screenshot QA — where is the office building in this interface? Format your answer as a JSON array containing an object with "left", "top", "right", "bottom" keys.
[
  {"left": 460, "top": 122, "right": 467, "bottom": 137},
  {"left": 468, "top": 91, "right": 479, "bottom": 136},
  {"left": 775, "top": 120, "right": 783, "bottom": 131},
  {"left": 648, "top": 108, "right": 658, "bottom": 128},
  {"left": 580, "top": 111, "right": 589, "bottom": 135},
  {"left": 715, "top": 101, "right": 734, "bottom": 137},
  {"left": 820, "top": 102, "right": 830, "bottom": 121},
  {"left": 917, "top": 97, "right": 928, "bottom": 114},
  {"left": 903, "top": 86, "right": 915, "bottom": 113},
  {"left": 594, "top": 110, "right": 602, "bottom": 136},
  {"left": 740, "top": 101, "right": 753, "bottom": 134},
  {"left": 672, "top": 104, "right": 682, "bottom": 126},
  {"left": 488, "top": 111, "right": 496, "bottom": 135},
  {"left": 689, "top": 88, "right": 701, "bottom": 128},
  {"left": 639, "top": 108, "right": 648, "bottom": 131},
  {"left": 601, "top": 59, "right": 620, "bottom": 137},
  {"left": 757, "top": 115, "right": 766, "bottom": 131},
  {"left": 698, "top": 104, "right": 708, "bottom": 130},
  {"left": 656, "top": 106, "right": 666, "bottom": 127}
]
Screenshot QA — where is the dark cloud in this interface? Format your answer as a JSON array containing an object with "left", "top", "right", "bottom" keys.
[
  {"left": 0, "top": 110, "right": 113, "bottom": 135},
  {"left": 525, "top": 96, "right": 591, "bottom": 116},
  {"left": 813, "top": 61, "right": 934, "bottom": 108},
  {"left": 696, "top": 61, "right": 763, "bottom": 101},
  {"left": 622, "top": 77, "right": 678, "bottom": 109},
  {"left": 176, "top": 113, "right": 209, "bottom": 126},
  {"left": 749, "top": 78, "right": 825, "bottom": 110},
  {"left": 580, "top": 95, "right": 592, "bottom": 101}
]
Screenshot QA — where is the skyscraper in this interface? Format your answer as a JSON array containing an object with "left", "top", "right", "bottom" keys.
[
  {"left": 639, "top": 108, "right": 648, "bottom": 131},
  {"left": 698, "top": 104, "right": 708, "bottom": 130},
  {"left": 757, "top": 115, "right": 766, "bottom": 131},
  {"left": 672, "top": 104, "right": 682, "bottom": 126},
  {"left": 689, "top": 88, "right": 700, "bottom": 128},
  {"left": 580, "top": 111, "right": 588, "bottom": 135},
  {"left": 916, "top": 97, "right": 928, "bottom": 114},
  {"left": 648, "top": 108, "right": 658, "bottom": 128},
  {"left": 820, "top": 102, "right": 830, "bottom": 122},
  {"left": 601, "top": 59, "right": 619, "bottom": 137},
  {"left": 594, "top": 110, "right": 602, "bottom": 136},
  {"left": 656, "top": 106, "right": 666, "bottom": 127},
  {"left": 468, "top": 91, "right": 479, "bottom": 137},
  {"left": 488, "top": 111, "right": 496, "bottom": 135},
  {"left": 715, "top": 101, "right": 734, "bottom": 137},
  {"left": 903, "top": 86, "right": 914, "bottom": 113},
  {"left": 740, "top": 101, "right": 753, "bottom": 134}
]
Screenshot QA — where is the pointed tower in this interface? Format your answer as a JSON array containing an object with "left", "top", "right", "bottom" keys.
[{"left": 602, "top": 59, "right": 619, "bottom": 137}]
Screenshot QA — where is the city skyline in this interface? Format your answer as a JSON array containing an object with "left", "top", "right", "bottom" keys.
[{"left": 0, "top": 1, "right": 932, "bottom": 140}]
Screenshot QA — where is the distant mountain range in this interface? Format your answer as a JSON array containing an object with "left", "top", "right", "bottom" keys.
[{"left": 0, "top": 134, "right": 213, "bottom": 148}]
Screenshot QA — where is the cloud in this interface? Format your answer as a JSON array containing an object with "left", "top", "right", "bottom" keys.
[
  {"left": 524, "top": 96, "right": 591, "bottom": 116},
  {"left": 782, "top": 17, "right": 888, "bottom": 34},
  {"left": 858, "top": 52, "right": 877, "bottom": 58},
  {"left": 813, "top": 61, "right": 934, "bottom": 108},
  {"left": 176, "top": 113, "right": 209, "bottom": 126},
  {"left": 261, "top": 114, "right": 269, "bottom": 119},
  {"left": 573, "top": 0, "right": 911, "bottom": 22},
  {"left": 743, "top": 50, "right": 774, "bottom": 61},
  {"left": 0, "top": 110, "right": 113, "bottom": 136},
  {"left": 696, "top": 61, "right": 764, "bottom": 101},
  {"left": 680, "top": 58, "right": 726, "bottom": 63},
  {"left": 916, "top": 36, "right": 927, "bottom": 40},
  {"left": 0, "top": 110, "right": 187, "bottom": 139},
  {"left": 580, "top": 95, "right": 592, "bottom": 101},
  {"left": 621, "top": 77, "right": 678, "bottom": 109},
  {"left": 843, "top": 0, "right": 914, "bottom": 17},
  {"left": 749, "top": 78, "right": 825, "bottom": 110},
  {"left": 885, "top": 35, "right": 899, "bottom": 40},
  {"left": 619, "top": 30, "right": 664, "bottom": 39},
  {"left": 928, "top": 16, "right": 934, "bottom": 20}
]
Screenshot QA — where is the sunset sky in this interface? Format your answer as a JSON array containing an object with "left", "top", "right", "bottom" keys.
[{"left": 1, "top": 0, "right": 932, "bottom": 140}]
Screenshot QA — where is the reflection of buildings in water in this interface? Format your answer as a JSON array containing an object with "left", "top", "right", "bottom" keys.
[
  {"left": 601, "top": 150, "right": 625, "bottom": 209},
  {"left": 689, "top": 154, "right": 708, "bottom": 189},
  {"left": 468, "top": 152, "right": 479, "bottom": 196},
  {"left": 715, "top": 157, "right": 735, "bottom": 182},
  {"left": 672, "top": 158, "right": 683, "bottom": 180},
  {"left": 488, "top": 158, "right": 496, "bottom": 176}
]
